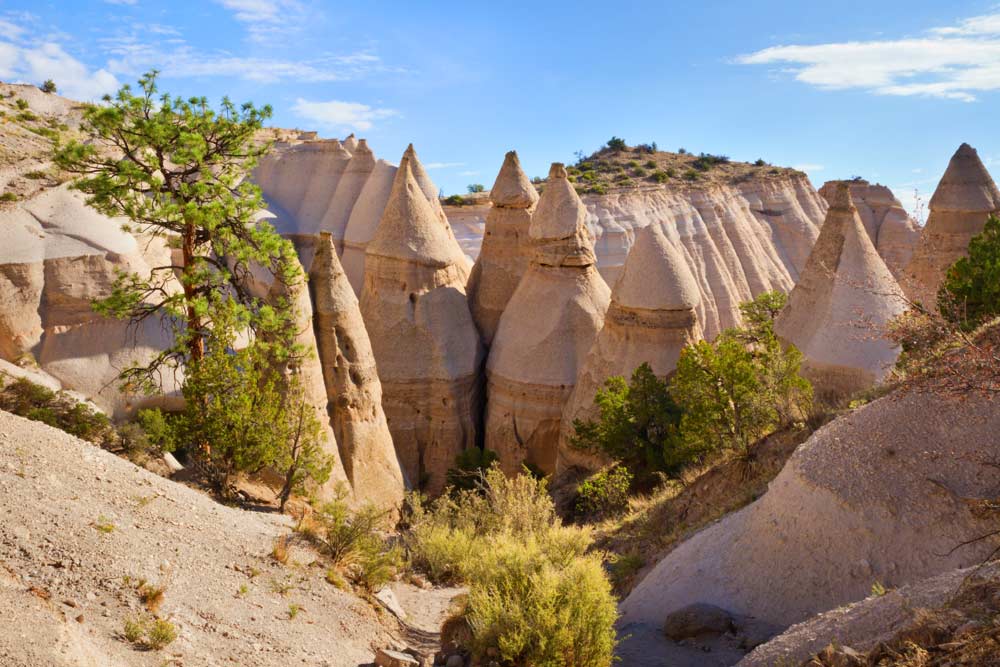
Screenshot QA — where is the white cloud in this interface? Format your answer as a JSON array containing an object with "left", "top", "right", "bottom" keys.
[
  {"left": 291, "top": 98, "right": 398, "bottom": 132},
  {"left": 793, "top": 163, "right": 825, "bottom": 172},
  {"left": 737, "top": 12, "right": 1000, "bottom": 101},
  {"left": 459, "top": 170, "right": 480, "bottom": 176},
  {"left": 19, "top": 42, "right": 119, "bottom": 100},
  {"left": 425, "top": 162, "right": 465, "bottom": 169},
  {"left": 214, "top": 0, "right": 305, "bottom": 43},
  {"left": 0, "top": 19, "right": 25, "bottom": 40}
]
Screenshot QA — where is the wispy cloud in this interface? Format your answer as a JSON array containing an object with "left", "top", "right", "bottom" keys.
[
  {"left": 425, "top": 162, "right": 465, "bottom": 169},
  {"left": 793, "top": 163, "right": 824, "bottom": 172},
  {"left": 292, "top": 98, "right": 398, "bottom": 132},
  {"left": 737, "top": 11, "right": 1000, "bottom": 102},
  {"left": 214, "top": 0, "right": 305, "bottom": 43},
  {"left": 459, "top": 170, "right": 480, "bottom": 176}
]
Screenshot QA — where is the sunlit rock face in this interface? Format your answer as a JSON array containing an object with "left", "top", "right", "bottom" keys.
[
  {"left": 775, "top": 183, "right": 906, "bottom": 398},
  {"left": 485, "top": 164, "right": 611, "bottom": 475},
  {"left": 309, "top": 233, "right": 406, "bottom": 510},
  {"left": 904, "top": 143, "right": 1000, "bottom": 306},
  {"left": 557, "top": 224, "right": 703, "bottom": 473},
  {"left": 359, "top": 159, "right": 483, "bottom": 495}
]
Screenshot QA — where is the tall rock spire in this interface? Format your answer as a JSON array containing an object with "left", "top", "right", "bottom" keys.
[
  {"left": 309, "top": 233, "right": 406, "bottom": 509},
  {"left": 485, "top": 163, "right": 611, "bottom": 474},
  {"left": 557, "top": 224, "right": 703, "bottom": 472},
  {"left": 319, "top": 139, "right": 376, "bottom": 254},
  {"left": 775, "top": 183, "right": 906, "bottom": 398},
  {"left": 905, "top": 143, "right": 1000, "bottom": 304},
  {"left": 360, "top": 161, "right": 484, "bottom": 494},
  {"left": 341, "top": 158, "right": 398, "bottom": 295},
  {"left": 266, "top": 265, "right": 352, "bottom": 501},
  {"left": 466, "top": 150, "right": 539, "bottom": 346}
]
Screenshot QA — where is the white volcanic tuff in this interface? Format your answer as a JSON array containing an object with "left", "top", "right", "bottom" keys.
[
  {"left": 266, "top": 269, "right": 352, "bottom": 499},
  {"left": 905, "top": 143, "right": 1000, "bottom": 305},
  {"left": 819, "top": 179, "right": 921, "bottom": 278},
  {"left": 775, "top": 183, "right": 906, "bottom": 396},
  {"left": 295, "top": 139, "right": 353, "bottom": 234},
  {"left": 467, "top": 150, "right": 539, "bottom": 346},
  {"left": 447, "top": 174, "right": 825, "bottom": 340},
  {"left": 341, "top": 159, "right": 398, "bottom": 294},
  {"left": 557, "top": 224, "right": 703, "bottom": 472},
  {"left": 319, "top": 139, "right": 377, "bottom": 252},
  {"left": 309, "top": 232, "right": 406, "bottom": 509},
  {"left": 622, "top": 388, "right": 1000, "bottom": 631},
  {"left": 485, "top": 164, "right": 610, "bottom": 475},
  {"left": 0, "top": 184, "right": 182, "bottom": 417},
  {"left": 360, "top": 161, "right": 483, "bottom": 495}
]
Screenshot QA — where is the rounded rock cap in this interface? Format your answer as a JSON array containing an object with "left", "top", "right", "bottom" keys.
[
  {"left": 490, "top": 151, "right": 539, "bottom": 209},
  {"left": 929, "top": 142, "right": 1000, "bottom": 213},
  {"left": 529, "top": 163, "right": 587, "bottom": 241},
  {"left": 614, "top": 225, "right": 700, "bottom": 311}
]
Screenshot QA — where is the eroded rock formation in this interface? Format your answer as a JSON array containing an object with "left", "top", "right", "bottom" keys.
[
  {"left": 266, "top": 269, "right": 352, "bottom": 497},
  {"left": 905, "top": 143, "right": 1000, "bottom": 305},
  {"left": 819, "top": 179, "right": 921, "bottom": 278},
  {"left": 775, "top": 183, "right": 906, "bottom": 397},
  {"left": 359, "top": 159, "right": 483, "bottom": 494},
  {"left": 341, "top": 158, "right": 397, "bottom": 294},
  {"left": 466, "top": 151, "right": 539, "bottom": 346},
  {"left": 485, "top": 163, "right": 611, "bottom": 474},
  {"left": 621, "top": 388, "right": 1000, "bottom": 631},
  {"left": 557, "top": 224, "right": 703, "bottom": 472},
  {"left": 309, "top": 232, "right": 406, "bottom": 509}
]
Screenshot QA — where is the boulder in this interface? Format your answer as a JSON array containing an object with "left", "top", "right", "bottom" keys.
[
  {"left": 309, "top": 232, "right": 406, "bottom": 509},
  {"left": 485, "top": 164, "right": 610, "bottom": 474},
  {"left": 775, "top": 183, "right": 906, "bottom": 398},
  {"left": 905, "top": 143, "right": 1000, "bottom": 305},
  {"left": 360, "top": 159, "right": 483, "bottom": 494},
  {"left": 662, "top": 603, "right": 735, "bottom": 640},
  {"left": 466, "top": 151, "right": 539, "bottom": 346},
  {"left": 557, "top": 224, "right": 702, "bottom": 472}
]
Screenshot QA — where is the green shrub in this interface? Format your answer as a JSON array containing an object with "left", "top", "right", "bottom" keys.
[
  {"left": 666, "top": 167, "right": 677, "bottom": 178},
  {"left": 315, "top": 494, "right": 388, "bottom": 566},
  {"left": 15, "top": 99, "right": 27, "bottom": 110},
  {"left": 606, "top": 136, "right": 627, "bottom": 151},
  {"left": 939, "top": 214, "right": 1000, "bottom": 330},
  {"left": 41, "top": 79, "right": 57, "bottom": 94},
  {"left": 123, "top": 615, "right": 177, "bottom": 650},
  {"left": 446, "top": 447, "right": 499, "bottom": 492},
  {"left": 24, "top": 170, "right": 48, "bottom": 179},
  {"left": 467, "top": 183, "right": 485, "bottom": 194},
  {"left": 632, "top": 167, "right": 647, "bottom": 177},
  {"left": 17, "top": 111, "right": 39, "bottom": 123},
  {"left": 588, "top": 184, "right": 607, "bottom": 195},
  {"left": 408, "top": 467, "right": 617, "bottom": 667},
  {"left": 683, "top": 169, "right": 699, "bottom": 181},
  {"left": 754, "top": 158, "right": 767, "bottom": 167},
  {"left": 136, "top": 408, "right": 176, "bottom": 453},
  {"left": 627, "top": 160, "right": 640, "bottom": 168},
  {"left": 571, "top": 363, "right": 694, "bottom": 481},
  {"left": 692, "top": 153, "right": 730, "bottom": 171},
  {"left": 645, "top": 160, "right": 657, "bottom": 169},
  {"left": 575, "top": 464, "right": 632, "bottom": 519},
  {"left": 443, "top": 194, "right": 465, "bottom": 206},
  {"left": 355, "top": 543, "right": 403, "bottom": 592},
  {"left": 651, "top": 170, "right": 669, "bottom": 183},
  {"left": 0, "top": 376, "right": 115, "bottom": 446},
  {"left": 0, "top": 192, "right": 17, "bottom": 203}
]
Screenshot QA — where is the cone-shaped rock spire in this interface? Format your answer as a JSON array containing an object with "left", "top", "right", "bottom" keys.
[
  {"left": 266, "top": 266, "right": 352, "bottom": 500},
  {"left": 557, "top": 224, "right": 703, "bottom": 472},
  {"left": 360, "top": 161, "right": 484, "bottom": 494},
  {"left": 318, "top": 139, "right": 376, "bottom": 253},
  {"left": 776, "top": 183, "right": 906, "bottom": 397},
  {"left": 309, "top": 233, "right": 406, "bottom": 509},
  {"left": 342, "top": 133, "right": 358, "bottom": 153},
  {"left": 341, "top": 159, "right": 398, "bottom": 295},
  {"left": 467, "top": 150, "right": 539, "bottom": 345},
  {"left": 485, "top": 163, "right": 611, "bottom": 474},
  {"left": 905, "top": 143, "right": 1000, "bottom": 304}
]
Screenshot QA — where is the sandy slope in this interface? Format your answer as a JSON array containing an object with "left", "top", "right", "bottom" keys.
[{"left": 0, "top": 409, "right": 395, "bottom": 667}]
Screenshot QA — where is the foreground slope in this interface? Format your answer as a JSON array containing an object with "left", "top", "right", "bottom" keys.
[{"left": 0, "top": 410, "right": 391, "bottom": 667}]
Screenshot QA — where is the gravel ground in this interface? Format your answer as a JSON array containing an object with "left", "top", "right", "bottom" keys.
[{"left": 0, "top": 409, "right": 401, "bottom": 667}]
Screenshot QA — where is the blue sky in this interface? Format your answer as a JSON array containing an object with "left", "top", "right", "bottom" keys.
[{"left": 1, "top": 1, "right": 998, "bottom": 215}]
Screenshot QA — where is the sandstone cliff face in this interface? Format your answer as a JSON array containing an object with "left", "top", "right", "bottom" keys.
[
  {"left": 466, "top": 151, "right": 539, "bottom": 346},
  {"left": 266, "top": 269, "right": 352, "bottom": 498},
  {"left": 621, "top": 388, "right": 1000, "bottom": 631},
  {"left": 309, "top": 233, "right": 406, "bottom": 509},
  {"left": 904, "top": 143, "right": 1000, "bottom": 305},
  {"left": 359, "top": 160, "right": 483, "bottom": 494},
  {"left": 485, "top": 164, "right": 611, "bottom": 475},
  {"left": 448, "top": 173, "right": 825, "bottom": 340},
  {"left": 557, "top": 224, "right": 703, "bottom": 472},
  {"left": 0, "top": 184, "right": 181, "bottom": 417},
  {"left": 775, "top": 184, "right": 906, "bottom": 397},
  {"left": 819, "top": 179, "right": 921, "bottom": 279}
]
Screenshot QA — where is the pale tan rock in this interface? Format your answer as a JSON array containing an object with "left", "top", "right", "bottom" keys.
[
  {"left": 319, "top": 139, "right": 377, "bottom": 252},
  {"left": 341, "top": 159, "right": 398, "bottom": 295},
  {"left": 557, "top": 224, "right": 702, "bottom": 472},
  {"left": 485, "top": 164, "right": 610, "bottom": 474},
  {"left": 295, "top": 139, "right": 352, "bottom": 235},
  {"left": 904, "top": 143, "right": 1000, "bottom": 305},
  {"left": 309, "top": 233, "right": 406, "bottom": 509},
  {"left": 360, "top": 161, "right": 483, "bottom": 494},
  {"left": 449, "top": 174, "right": 825, "bottom": 339},
  {"left": 342, "top": 133, "right": 358, "bottom": 154},
  {"left": 467, "top": 151, "right": 539, "bottom": 346},
  {"left": 819, "top": 180, "right": 920, "bottom": 278},
  {"left": 267, "top": 268, "right": 352, "bottom": 499},
  {"left": 775, "top": 183, "right": 906, "bottom": 397},
  {"left": 621, "top": 389, "right": 1000, "bottom": 631}
]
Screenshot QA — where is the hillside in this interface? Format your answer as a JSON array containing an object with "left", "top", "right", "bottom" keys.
[{"left": 0, "top": 409, "right": 401, "bottom": 667}]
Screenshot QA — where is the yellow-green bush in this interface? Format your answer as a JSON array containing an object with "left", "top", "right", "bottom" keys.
[{"left": 406, "top": 466, "right": 617, "bottom": 667}]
